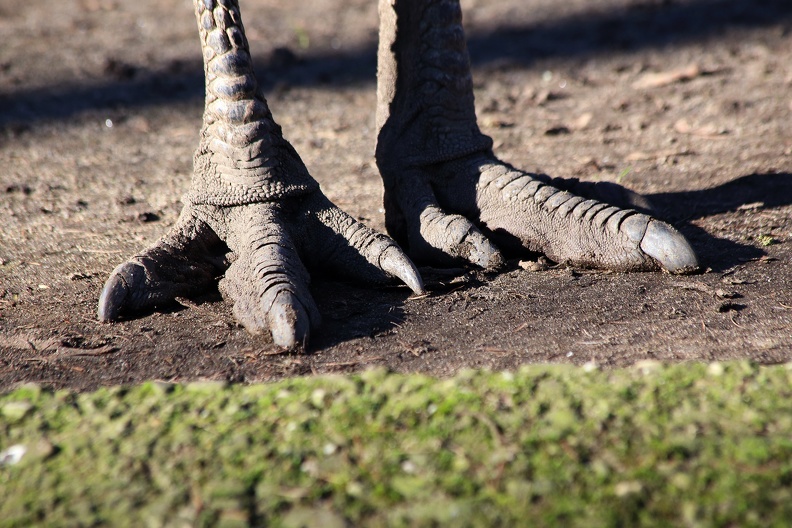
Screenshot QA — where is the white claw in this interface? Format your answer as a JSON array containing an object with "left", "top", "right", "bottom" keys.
[
  {"left": 640, "top": 220, "right": 699, "bottom": 274},
  {"left": 379, "top": 245, "right": 426, "bottom": 295},
  {"left": 268, "top": 291, "right": 313, "bottom": 349}
]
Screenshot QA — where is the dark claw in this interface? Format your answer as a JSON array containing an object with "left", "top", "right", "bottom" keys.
[
  {"left": 97, "top": 262, "right": 145, "bottom": 321},
  {"left": 640, "top": 220, "right": 700, "bottom": 274}
]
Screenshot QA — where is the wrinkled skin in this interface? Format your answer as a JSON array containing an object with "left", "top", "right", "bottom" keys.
[
  {"left": 99, "top": 0, "right": 698, "bottom": 348},
  {"left": 375, "top": 0, "right": 698, "bottom": 273},
  {"left": 98, "top": 0, "right": 424, "bottom": 349}
]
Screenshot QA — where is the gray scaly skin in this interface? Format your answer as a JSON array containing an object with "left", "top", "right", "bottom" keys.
[
  {"left": 375, "top": 0, "right": 699, "bottom": 273},
  {"left": 98, "top": 0, "right": 424, "bottom": 348},
  {"left": 100, "top": 0, "right": 698, "bottom": 348}
]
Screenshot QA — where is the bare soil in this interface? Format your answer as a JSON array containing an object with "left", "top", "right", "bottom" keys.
[{"left": 1, "top": 0, "right": 791, "bottom": 391}]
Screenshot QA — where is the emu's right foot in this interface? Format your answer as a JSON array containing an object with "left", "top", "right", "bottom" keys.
[{"left": 99, "top": 194, "right": 424, "bottom": 349}]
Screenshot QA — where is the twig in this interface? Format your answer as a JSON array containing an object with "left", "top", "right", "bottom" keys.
[
  {"left": 513, "top": 322, "right": 530, "bottom": 332},
  {"left": 55, "top": 345, "right": 119, "bottom": 357},
  {"left": 258, "top": 348, "right": 299, "bottom": 357},
  {"left": 670, "top": 281, "right": 713, "bottom": 294},
  {"left": 321, "top": 356, "right": 384, "bottom": 368}
]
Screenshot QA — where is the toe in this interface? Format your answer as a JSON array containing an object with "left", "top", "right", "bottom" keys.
[
  {"left": 473, "top": 162, "right": 699, "bottom": 272},
  {"left": 416, "top": 205, "right": 503, "bottom": 269},
  {"left": 640, "top": 220, "right": 699, "bottom": 274},
  {"left": 222, "top": 203, "right": 321, "bottom": 348},
  {"left": 452, "top": 223, "right": 504, "bottom": 269},
  {"left": 299, "top": 192, "right": 427, "bottom": 292},
  {"left": 97, "top": 208, "right": 224, "bottom": 322}
]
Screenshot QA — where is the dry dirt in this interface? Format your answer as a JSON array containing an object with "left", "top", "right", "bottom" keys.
[{"left": 1, "top": 0, "right": 791, "bottom": 391}]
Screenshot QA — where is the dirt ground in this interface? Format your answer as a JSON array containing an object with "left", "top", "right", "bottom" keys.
[{"left": 1, "top": 0, "right": 791, "bottom": 391}]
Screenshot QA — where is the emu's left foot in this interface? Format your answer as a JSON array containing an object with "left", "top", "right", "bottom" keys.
[
  {"left": 381, "top": 152, "right": 699, "bottom": 274},
  {"left": 375, "top": 0, "right": 698, "bottom": 274}
]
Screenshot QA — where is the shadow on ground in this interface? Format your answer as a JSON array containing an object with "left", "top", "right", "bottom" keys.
[
  {"left": 649, "top": 172, "right": 792, "bottom": 271},
  {"left": 1, "top": 0, "right": 790, "bottom": 129}
]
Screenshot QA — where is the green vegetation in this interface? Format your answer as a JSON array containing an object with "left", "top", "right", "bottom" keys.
[
  {"left": 2, "top": 362, "right": 792, "bottom": 527},
  {"left": 757, "top": 234, "right": 778, "bottom": 247}
]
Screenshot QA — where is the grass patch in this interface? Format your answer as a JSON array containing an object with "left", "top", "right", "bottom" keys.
[{"left": 2, "top": 362, "right": 792, "bottom": 526}]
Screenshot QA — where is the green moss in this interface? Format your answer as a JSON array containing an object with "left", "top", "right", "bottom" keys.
[
  {"left": 2, "top": 362, "right": 792, "bottom": 526},
  {"left": 757, "top": 234, "right": 778, "bottom": 246}
]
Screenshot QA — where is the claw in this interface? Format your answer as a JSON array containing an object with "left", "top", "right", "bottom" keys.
[
  {"left": 640, "top": 220, "right": 699, "bottom": 274},
  {"left": 97, "top": 262, "right": 145, "bottom": 321},
  {"left": 458, "top": 229, "right": 504, "bottom": 270},
  {"left": 379, "top": 245, "right": 426, "bottom": 294},
  {"left": 268, "top": 290, "right": 313, "bottom": 349}
]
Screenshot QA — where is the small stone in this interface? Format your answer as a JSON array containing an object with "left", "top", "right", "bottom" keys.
[
  {"left": 715, "top": 289, "right": 740, "bottom": 299},
  {"left": 401, "top": 460, "right": 417, "bottom": 474},
  {"left": 633, "top": 359, "right": 663, "bottom": 374},
  {"left": 184, "top": 380, "right": 227, "bottom": 393},
  {"left": 582, "top": 361, "right": 599, "bottom": 372},
  {"left": 0, "top": 445, "right": 26, "bottom": 466},
  {"left": 310, "top": 388, "right": 328, "bottom": 408},
  {"left": 518, "top": 259, "right": 548, "bottom": 272}
]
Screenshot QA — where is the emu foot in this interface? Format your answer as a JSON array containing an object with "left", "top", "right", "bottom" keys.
[
  {"left": 381, "top": 152, "right": 699, "bottom": 274},
  {"left": 99, "top": 0, "right": 423, "bottom": 348},
  {"left": 99, "top": 194, "right": 423, "bottom": 349}
]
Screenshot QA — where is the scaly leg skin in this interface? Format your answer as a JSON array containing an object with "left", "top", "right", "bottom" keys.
[
  {"left": 375, "top": 0, "right": 698, "bottom": 273},
  {"left": 98, "top": 0, "right": 423, "bottom": 348}
]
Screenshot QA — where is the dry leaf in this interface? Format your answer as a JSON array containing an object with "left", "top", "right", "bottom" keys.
[
  {"left": 481, "top": 115, "right": 515, "bottom": 128},
  {"left": 632, "top": 64, "right": 701, "bottom": 89},
  {"left": 737, "top": 202, "right": 765, "bottom": 211},
  {"left": 625, "top": 149, "right": 693, "bottom": 162}
]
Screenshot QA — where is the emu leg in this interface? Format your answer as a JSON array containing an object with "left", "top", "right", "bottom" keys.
[{"left": 375, "top": 0, "right": 698, "bottom": 273}]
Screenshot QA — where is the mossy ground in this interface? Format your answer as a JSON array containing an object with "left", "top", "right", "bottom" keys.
[{"left": 2, "top": 361, "right": 792, "bottom": 527}]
